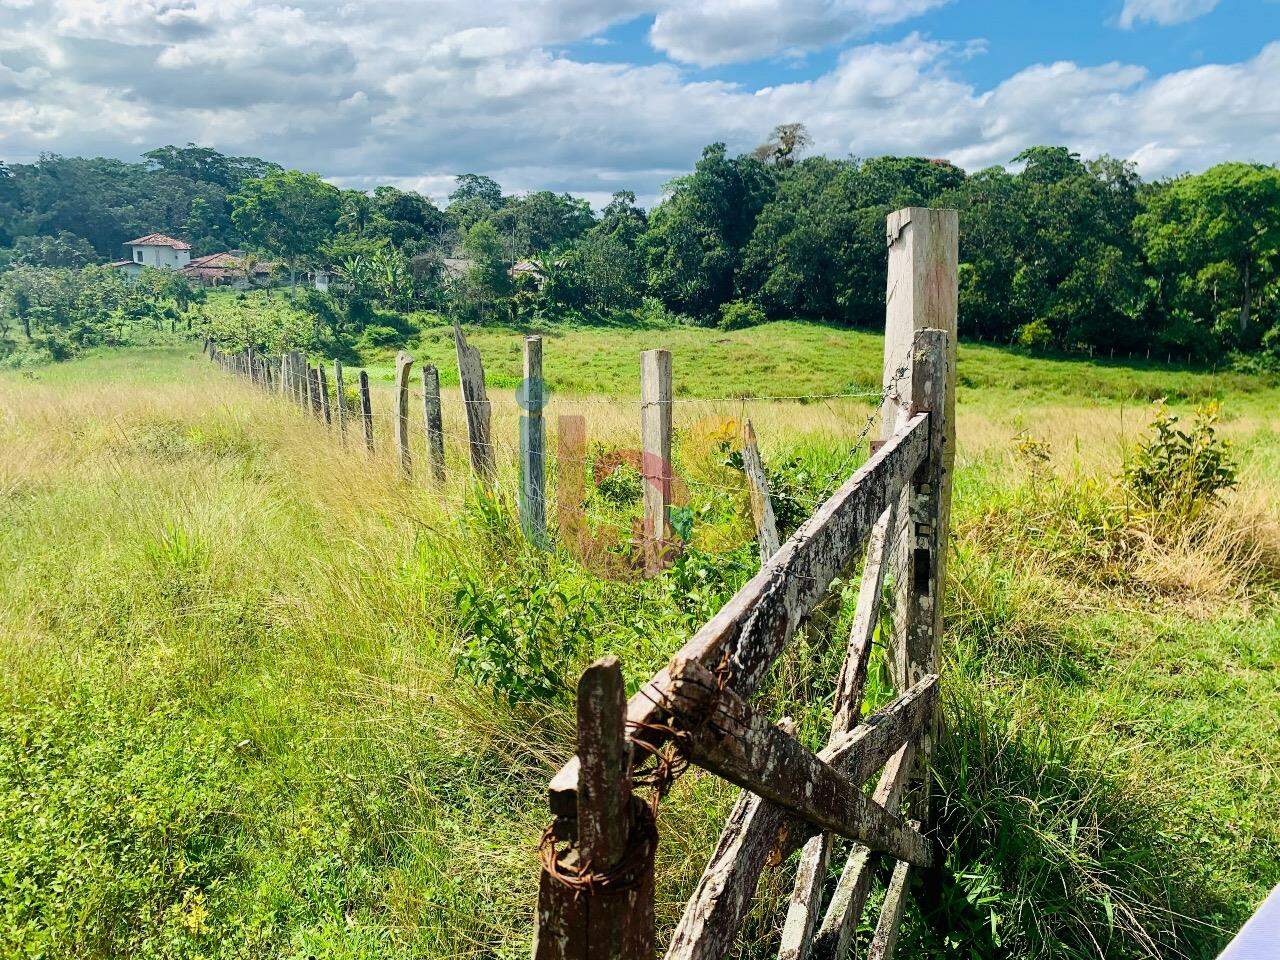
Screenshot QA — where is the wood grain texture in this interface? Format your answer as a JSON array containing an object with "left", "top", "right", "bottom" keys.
[
  {"left": 661, "top": 657, "right": 933, "bottom": 867},
  {"left": 810, "top": 743, "right": 915, "bottom": 960},
  {"left": 317, "top": 362, "right": 332, "bottom": 427},
  {"left": 422, "top": 364, "right": 445, "bottom": 481},
  {"left": 641, "top": 348, "right": 673, "bottom": 575},
  {"left": 741, "top": 419, "right": 780, "bottom": 563},
  {"left": 333, "top": 360, "right": 346, "bottom": 441},
  {"left": 548, "top": 414, "right": 928, "bottom": 817},
  {"left": 394, "top": 351, "right": 413, "bottom": 479},
  {"left": 866, "top": 849, "right": 912, "bottom": 960},
  {"left": 576, "top": 657, "right": 630, "bottom": 867},
  {"left": 454, "top": 322, "right": 495, "bottom": 482},
  {"left": 358, "top": 370, "right": 374, "bottom": 455},
  {"left": 664, "top": 718, "right": 797, "bottom": 960},
  {"left": 521, "top": 336, "right": 547, "bottom": 543}
]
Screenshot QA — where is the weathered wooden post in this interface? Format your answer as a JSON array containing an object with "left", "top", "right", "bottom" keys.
[
  {"left": 333, "top": 360, "right": 347, "bottom": 442},
  {"left": 740, "top": 418, "right": 780, "bottom": 562},
  {"left": 307, "top": 365, "right": 322, "bottom": 418},
  {"left": 640, "top": 348, "right": 673, "bottom": 575},
  {"left": 318, "top": 363, "right": 333, "bottom": 427},
  {"left": 394, "top": 351, "right": 413, "bottom": 479},
  {"left": 422, "top": 364, "right": 445, "bottom": 481},
  {"left": 359, "top": 370, "right": 375, "bottom": 455},
  {"left": 520, "top": 336, "right": 546, "bottom": 543},
  {"left": 533, "top": 656, "right": 656, "bottom": 960},
  {"left": 881, "top": 207, "right": 957, "bottom": 690},
  {"left": 453, "top": 322, "right": 495, "bottom": 483}
]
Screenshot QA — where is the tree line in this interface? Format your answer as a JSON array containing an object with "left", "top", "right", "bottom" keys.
[{"left": 1, "top": 132, "right": 1278, "bottom": 367}]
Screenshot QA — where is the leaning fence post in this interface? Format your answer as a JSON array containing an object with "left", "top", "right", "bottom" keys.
[
  {"left": 640, "top": 348, "right": 673, "bottom": 575},
  {"left": 520, "top": 336, "right": 546, "bottom": 543},
  {"left": 359, "top": 370, "right": 375, "bottom": 455},
  {"left": 318, "top": 362, "right": 333, "bottom": 427},
  {"left": 333, "top": 360, "right": 347, "bottom": 442},
  {"left": 422, "top": 364, "right": 445, "bottom": 481},
  {"left": 394, "top": 351, "right": 413, "bottom": 479},
  {"left": 741, "top": 418, "right": 780, "bottom": 562},
  {"left": 453, "top": 322, "right": 495, "bottom": 483},
  {"left": 533, "top": 656, "right": 655, "bottom": 960}
]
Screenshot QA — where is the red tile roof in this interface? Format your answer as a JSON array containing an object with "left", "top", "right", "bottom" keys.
[{"left": 125, "top": 233, "right": 192, "bottom": 250}]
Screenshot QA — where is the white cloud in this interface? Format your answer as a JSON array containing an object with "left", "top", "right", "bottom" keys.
[
  {"left": 649, "top": 0, "right": 951, "bottom": 67},
  {"left": 0, "top": 1, "right": 1275, "bottom": 203},
  {"left": 1117, "top": 0, "right": 1221, "bottom": 28}
]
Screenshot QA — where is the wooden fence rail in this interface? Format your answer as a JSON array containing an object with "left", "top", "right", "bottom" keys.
[{"left": 202, "top": 208, "right": 958, "bottom": 960}]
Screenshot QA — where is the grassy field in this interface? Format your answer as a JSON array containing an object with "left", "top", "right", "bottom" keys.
[{"left": 1, "top": 328, "right": 1278, "bottom": 960}]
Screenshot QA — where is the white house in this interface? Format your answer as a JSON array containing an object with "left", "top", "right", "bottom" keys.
[{"left": 110, "top": 233, "right": 192, "bottom": 276}]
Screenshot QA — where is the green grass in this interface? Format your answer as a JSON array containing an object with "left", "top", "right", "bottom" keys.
[{"left": 1, "top": 329, "right": 1277, "bottom": 960}]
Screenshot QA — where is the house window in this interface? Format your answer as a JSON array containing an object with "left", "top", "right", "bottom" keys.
[{"left": 134, "top": 249, "right": 143, "bottom": 263}]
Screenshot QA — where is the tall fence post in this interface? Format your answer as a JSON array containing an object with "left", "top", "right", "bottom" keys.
[
  {"left": 520, "top": 336, "right": 546, "bottom": 543},
  {"left": 394, "top": 351, "right": 413, "bottom": 479},
  {"left": 359, "top": 370, "right": 375, "bottom": 455},
  {"left": 422, "top": 364, "right": 445, "bottom": 481},
  {"left": 881, "top": 207, "right": 957, "bottom": 689},
  {"left": 640, "top": 348, "right": 673, "bottom": 575},
  {"left": 279, "top": 355, "right": 289, "bottom": 397},
  {"left": 454, "top": 322, "right": 495, "bottom": 484},
  {"left": 881, "top": 208, "right": 957, "bottom": 906},
  {"left": 318, "top": 363, "right": 333, "bottom": 427},
  {"left": 533, "top": 656, "right": 656, "bottom": 960},
  {"left": 333, "top": 360, "right": 347, "bottom": 443}
]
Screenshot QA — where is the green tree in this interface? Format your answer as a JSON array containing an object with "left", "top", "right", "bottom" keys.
[
  {"left": 231, "top": 169, "right": 342, "bottom": 279},
  {"left": 640, "top": 143, "right": 775, "bottom": 318},
  {"left": 1137, "top": 163, "right": 1280, "bottom": 356}
]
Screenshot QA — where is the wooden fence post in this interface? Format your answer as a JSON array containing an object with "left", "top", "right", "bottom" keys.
[
  {"left": 293, "top": 352, "right": 307, "bottom": 408},
  {"left": 422, "top": 365, "right": 445, "bottom": 481},
  {"left": 640, "top": 348, "right": 673, "bottom": 575},
  {"left": 533, "top": 656, "right": 655, "bottom": 960},
  {"left": 881, "top": 207, "right": 957, "bottom": 689},
  {"left": 318, "top": 363, "right": 333, "bottom": 426},
  {"left": 279, "top": 355, "right": 289, "bottom": 397},
  {"left": 394, "top": 351, "right": 413, "bottom": 479},
  {"left": 520, "top": 336, "right": 546, "bottom": 543},
  {"left": 454, "top": 322, "right": 495, "bottom": 483},
  {"left": 333, "top": 360, "right": 347, "bottom": 443},
  {"left": 307, "top": 365, "right": 322, "bottom": 418},
  {"left": 741, "top": 418, "right": 780, "bottom": 562},
  {"left": 359, "top": 370, "right": 375, "bottom": 455}
]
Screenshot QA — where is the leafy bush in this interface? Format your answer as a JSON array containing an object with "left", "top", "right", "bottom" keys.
[
  {"left": 452, "top": 567, "right": 600, "bottom": 703},
  {"left": 1123, "top": 401, "right": 1236, "bottom": 524},
  {"left": 718, "top": 299, "right": 767, "bottom": 331},
  {"left": 356, "top": 324, "right": 402, "bottom": 350},
  {"left": 1015, "top": 318, "right": 1054, "bottom": 350}
]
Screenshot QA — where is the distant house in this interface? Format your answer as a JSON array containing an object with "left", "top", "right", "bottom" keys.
[
  {"left": 183, "top": 251, "right": 274, "bottom": 288},
  {"left": 111, "top": 234, "right": 192, "bottom": 277}
]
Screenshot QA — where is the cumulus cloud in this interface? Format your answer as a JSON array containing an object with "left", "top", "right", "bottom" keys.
[
  {"left": 648, "top": 0, "right": 951, "bottom": 67},
  {"left": 0, "top": 0, "right": 1275, "bottom": 203},
  {"left": 1117, "top": 0, "right": 1221, "bottom": 28}
]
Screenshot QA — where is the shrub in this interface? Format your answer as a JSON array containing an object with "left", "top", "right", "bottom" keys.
[
  {"left": 717, "top": 300, "right": 767, "bottom": 331},
  {"left": 1015, "top": 318, "right": 1054, "bottom": 350},
  {"left": 355, "top": 324, "right": 401, "bottom": 350},
  {"left": 452, "top": 567, "right": 599, "bottom": 704},
  {"left": 1123, "top": 400, "right": 1236, "bottom": 525}
]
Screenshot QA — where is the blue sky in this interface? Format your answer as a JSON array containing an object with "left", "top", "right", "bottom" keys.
[{"left": 0, "top": 0, "right": 1276, "bottom": 203}]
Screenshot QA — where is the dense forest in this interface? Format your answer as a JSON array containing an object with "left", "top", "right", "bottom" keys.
[{"left": 1, "top": 131, "right": 1278, "bottom": 368}]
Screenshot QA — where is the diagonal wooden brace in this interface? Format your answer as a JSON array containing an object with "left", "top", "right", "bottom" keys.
[{"left": 661, "top": 656, "right": 937, "bottom": 868}]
